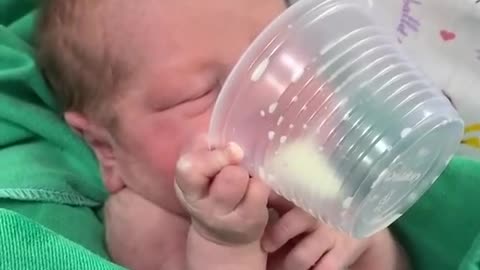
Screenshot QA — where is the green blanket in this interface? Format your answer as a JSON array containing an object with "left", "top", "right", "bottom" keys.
[
  {"left": 1, "top": 1, "right": 480, "bottom": 269},
  {"left": 0, "top": 0, "right": 118, "bottom": 268}
]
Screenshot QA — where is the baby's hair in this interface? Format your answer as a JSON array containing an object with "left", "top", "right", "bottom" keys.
[{"left": 35, "top": 0, "right": 130, "bottom": 124}]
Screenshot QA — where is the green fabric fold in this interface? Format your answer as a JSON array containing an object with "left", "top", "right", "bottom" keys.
[
  {"left": 0, "top": 1, "right": 115, "bottom": 265},
  {"left": 0, "top": 13, "right": 107, "bottom": 207},
  {"left": 392, "top": 156, "right": 480, "bottom": 270},
  {"left": 0, "top": 207, "right": 123, "bottom": 269}
]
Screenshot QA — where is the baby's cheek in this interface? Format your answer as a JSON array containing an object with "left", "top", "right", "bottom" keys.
[
  {"left": 146, "top": 140, "right": 183, "bottom": 181},
  {"left": 138, "top": 113, "right": 207, "bottom": 182},
  {"left": 140, "top": 122, "right": 188, "bottom": 178}
]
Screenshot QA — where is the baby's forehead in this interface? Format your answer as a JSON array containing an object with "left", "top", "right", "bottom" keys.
[{"left": 102, "top": 1, "right": 283, "bottom": 104}]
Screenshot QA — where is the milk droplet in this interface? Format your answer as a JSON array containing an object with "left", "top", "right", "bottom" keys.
[
  {"left": 268, "top": 102, "right": 278, "bottom": 114},
  {"left": 303, "top": 124, "right": 308, "bottom": 129},
  {"left": 289, "top": 124, "right": 294, "bottom": 129},
  {"left": 291, "top": 69, "right": 304, "bottom": 83},
  {"left": 260, "top": 110, "right": 266, "bottom": 117},
  {"left": 342, "top": 197, "right": 353, "bottom": 209},
  {"left": 251, "top": 58, "right": 269, "bottom": 82},
  {"left": 287, "top": 24, "right": 293, "bottom": 29},
  {"left": 277, "top": 116, "right": 284, "bottom": 126},
  {"left": 318, "top": 146, "right": 324, "bottom": 151},
  {"left": 291, "top": 96, "right": 298, "bottom": 103},
  {"left": 268, "top": 131, "right": 276, "bottom": 140},
  {"left": 280, "top": 136, "right": 287, "bottom": 144},
  {"left": 401, "top": 128, "right": 412, "bottom": 138}
]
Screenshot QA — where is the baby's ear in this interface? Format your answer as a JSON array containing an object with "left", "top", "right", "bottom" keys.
[
  {"left": 64, "top": 111, "right": 124, "bottom": 193},
  {"left": 64, "top": 111, "right": 89, "bottom": 137}
]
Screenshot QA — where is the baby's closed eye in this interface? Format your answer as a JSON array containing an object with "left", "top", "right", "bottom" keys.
[{"left": 176, "top": 87, "right": 219, "bottom": 117}]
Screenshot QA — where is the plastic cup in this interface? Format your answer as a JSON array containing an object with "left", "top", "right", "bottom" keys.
[{"left": 208, "top": 0, "right": 464, "bottom": 238}]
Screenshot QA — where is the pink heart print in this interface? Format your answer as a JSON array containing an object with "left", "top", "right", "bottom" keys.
[{"left": 440, "top": 30, "right": 456, "bottom": 41}]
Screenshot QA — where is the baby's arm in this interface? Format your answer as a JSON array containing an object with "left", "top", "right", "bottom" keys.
[
  {"left": 175, "top": 138, "right": 271, "bottom": 270},
  {"left": 187, "top": 227, "right": 267, "bottom": 270}
]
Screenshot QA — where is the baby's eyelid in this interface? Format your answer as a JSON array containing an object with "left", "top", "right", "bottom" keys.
[{"left": 165, "top": 86, "right": 216, "bottom": 111}]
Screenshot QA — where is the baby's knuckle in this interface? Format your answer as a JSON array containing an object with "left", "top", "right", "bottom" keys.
[
  {"left": 176, "top": 153, "right": 193, "bottom": 170},
  {"left": 212, "top": 150, "right": 229, "bottom": 166},
  {"left": 290, "top": 249, "right": 313, "bottom": 269},
  {"left": 276, "top": 218, "right": 296, "bottom": 237}
]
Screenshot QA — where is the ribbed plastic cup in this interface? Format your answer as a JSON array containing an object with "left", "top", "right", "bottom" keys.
[{"left": 208, "top": 0, "right": 464, "bottom": 238}]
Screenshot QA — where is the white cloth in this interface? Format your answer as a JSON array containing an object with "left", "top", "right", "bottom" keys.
[
  {"left": 287, "top": 0, "right": 480, "bottom": 157},
  {"left": 369, "top": 0, "right": 480, "bottom": 158}
]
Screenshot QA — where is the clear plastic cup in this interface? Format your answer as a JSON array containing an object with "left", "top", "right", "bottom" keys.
[{"left": 208, "top": 0, "right": 464, "bottom": 238}]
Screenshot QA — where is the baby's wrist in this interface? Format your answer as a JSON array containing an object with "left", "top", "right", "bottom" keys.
[
  {"left": 187, "top": 226, "right": 267, "bottom": 269},
  {"left": 190, "top": 219, "right": 262, "bottom": 247}
]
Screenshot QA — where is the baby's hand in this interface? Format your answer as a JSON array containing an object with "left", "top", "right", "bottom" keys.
[
  {"left": 175, "top": 136, "right": 270, "bottom": 246},
  {"left": 263, "top": 205, "right": 371, "bottom": 270}
]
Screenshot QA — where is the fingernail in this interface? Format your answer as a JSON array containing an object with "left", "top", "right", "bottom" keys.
[
  {"left": 261, "top": 239, "right": 275, "bottom": 253},
  {"left": 227, "top": 142, "right": 244, "bottom": 161}
]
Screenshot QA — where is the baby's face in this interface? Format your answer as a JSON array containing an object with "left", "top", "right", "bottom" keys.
[{"left": 107, "top": 0, "right": 286, "bottom": 215}]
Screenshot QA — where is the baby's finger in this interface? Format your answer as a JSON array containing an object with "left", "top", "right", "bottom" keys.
[
  {"left": 175, "top": 142, "right": 244, "bottom": 201},
  {"left": 240, "top": 177, "right": 270, "bottom": 210},
  {"left": 262, "top": 207, "right": 317, "bottom": 253},
  {"left": 268, "top": 192, "right": 295, "bottom": 215},
  {"left": 313, "top": 247, "right": 343, "bottom": 270},
  {"left": 234, "top": 177, "right": 270, "bottom": 223},
  {"left": 209, "top": 165, "right": 250, "bottom": 214},
  {"left": 284, "top": 226, "right": 335, "bottom": 270}
]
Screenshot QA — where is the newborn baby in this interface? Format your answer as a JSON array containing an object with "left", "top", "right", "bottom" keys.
[{"left": 35, "top": 0, "right": 409, "bottom": 269}]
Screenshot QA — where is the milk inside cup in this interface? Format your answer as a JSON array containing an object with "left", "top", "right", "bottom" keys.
[{"left": 209, "top": 0, "right": 464, "bottom": 238}]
